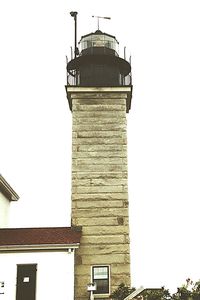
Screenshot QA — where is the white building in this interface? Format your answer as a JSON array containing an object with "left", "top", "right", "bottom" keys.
[
  {"left": 0, "top": 176, "right": 82, "bottom": 300},
  {"left": 0, "top": 226, "right": 81, "bottom": 300},
  {"left": 0, "top": 174, "right": 19, "bottom": 228}
]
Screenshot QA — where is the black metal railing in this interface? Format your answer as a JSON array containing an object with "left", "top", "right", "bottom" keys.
[{"left": 67, "top": 71, "right": 132, "bottom": 86}]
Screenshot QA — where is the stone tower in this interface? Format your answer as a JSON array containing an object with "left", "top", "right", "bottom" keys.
[{"left": 66, "top": 28, "right": 132, "bottom": 300}]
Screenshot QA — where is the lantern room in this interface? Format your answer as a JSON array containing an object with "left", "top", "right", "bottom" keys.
[
  {"left": 67, "top": 30, "right": 132, "bottom": 87},
  {"left": 79, "top": 30, "right": 119, "bottom": 54}
]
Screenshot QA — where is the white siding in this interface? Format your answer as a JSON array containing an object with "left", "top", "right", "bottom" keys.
[
  {"left": 0, "top": 250, "right": 75, "bottom": 300},
  {"left": 0, "top": 192, "right": 10, "bottom": 228}
]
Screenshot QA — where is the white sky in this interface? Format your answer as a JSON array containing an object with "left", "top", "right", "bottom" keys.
[{"left": 0, "top": 0, "right": 200, "bottom": 294}]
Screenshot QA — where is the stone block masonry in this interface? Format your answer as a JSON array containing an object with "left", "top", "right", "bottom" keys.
[{"left": 70, "top": 88, "right": 131, "bottom": 300}]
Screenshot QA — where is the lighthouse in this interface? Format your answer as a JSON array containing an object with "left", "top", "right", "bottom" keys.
[{"left": 66, "top": 19, "right": 132, "bottom": 300}]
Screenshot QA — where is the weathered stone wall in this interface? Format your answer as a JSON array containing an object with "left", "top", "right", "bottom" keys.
[{"left": 71, "top": 90, "right": 131, "bottom": 300}]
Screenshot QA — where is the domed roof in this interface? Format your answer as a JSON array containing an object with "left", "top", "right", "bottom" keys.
[
  {"left": 94, "top": 30, "right": 103, "bottom": 34},
  {"left": 80, "top": 30, "right": 117, "bottom": 41}
]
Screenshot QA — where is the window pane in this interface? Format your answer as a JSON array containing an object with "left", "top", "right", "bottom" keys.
[
  {"left": 93, "top": 267, "right": 108, "bottom": 279},
  {"left": 94, "top": 279, "right": 109, "bottom": 294}
]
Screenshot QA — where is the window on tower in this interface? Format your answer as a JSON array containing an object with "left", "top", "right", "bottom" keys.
[{"left": 92, "top": 266, "right": 110, "bottom": 295}]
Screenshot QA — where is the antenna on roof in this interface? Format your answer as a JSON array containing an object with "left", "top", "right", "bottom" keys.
[{"left": 92, "top": 15, "right": 111, "bottom": 30}]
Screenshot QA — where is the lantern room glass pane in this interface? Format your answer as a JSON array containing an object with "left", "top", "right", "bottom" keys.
[{"left": 79, "top": 34, "right": 118, "bottom": 52}]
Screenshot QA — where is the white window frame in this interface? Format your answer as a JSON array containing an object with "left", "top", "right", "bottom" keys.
[{"left": 91, "top": 265, "right": 110, "bottom": 297}]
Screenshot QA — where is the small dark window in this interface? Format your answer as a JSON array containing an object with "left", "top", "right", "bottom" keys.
[{"left": 92, "top": 266, "right": 109, "bottom": 294}]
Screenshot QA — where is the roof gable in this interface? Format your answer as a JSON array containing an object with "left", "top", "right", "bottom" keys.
[{"left": 0, "top": 174, "right": 19, "bottom": 201}]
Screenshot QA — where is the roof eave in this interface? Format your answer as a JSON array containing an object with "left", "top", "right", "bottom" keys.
[{"left": 0, "top": 243, "right": 80, "bottom": 252}]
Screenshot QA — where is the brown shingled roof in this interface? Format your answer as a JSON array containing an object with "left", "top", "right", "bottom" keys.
[{"left": 0, "top": 227, "right": 81, "bottom": 248}]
